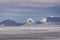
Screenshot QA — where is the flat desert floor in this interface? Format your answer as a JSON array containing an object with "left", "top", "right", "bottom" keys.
[{"left": 0, "top": 25, "right": 60, "bottom": 40}]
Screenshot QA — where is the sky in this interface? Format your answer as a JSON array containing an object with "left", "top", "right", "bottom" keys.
[{"left": 0, "top": 0, "right": 60, "bottom": 23}]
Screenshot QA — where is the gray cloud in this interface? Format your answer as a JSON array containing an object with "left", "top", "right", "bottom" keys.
[{"left": 0, "top": 0, "right": 60, "bottom": 8}]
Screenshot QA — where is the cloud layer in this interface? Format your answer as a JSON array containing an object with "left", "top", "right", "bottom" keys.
[
  {"left": 0, "top": 0, "right": 60, "bottom": 8},
  {"left": 0, "top": 0, "right": 60, "bottom": 4}
]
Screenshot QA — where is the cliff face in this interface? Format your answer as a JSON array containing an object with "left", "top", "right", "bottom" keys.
[
  {"left": 46, "top": 17, "right": 60, "bottom": 22},
  {"left": 46, "top": 17, "right": 60, "bottom": 25}
]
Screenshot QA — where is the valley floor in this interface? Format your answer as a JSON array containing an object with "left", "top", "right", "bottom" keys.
[{"left": 0, "top": 25, "right": 60, "bottom": 40}]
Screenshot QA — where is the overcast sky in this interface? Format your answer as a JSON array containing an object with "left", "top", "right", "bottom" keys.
[
  {"left": 0, "top": 0, "right": 60, "bottom": 7},
  {"left": 0, "top": 0, "right": 60, "bottom": 22}
]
